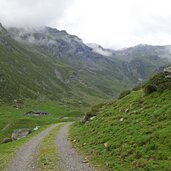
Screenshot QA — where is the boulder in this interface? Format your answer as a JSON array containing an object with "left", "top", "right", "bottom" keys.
[
  {"left": 81, "top": 113, "right": 96, "bottom": 124},
  {"left": 11, "top": 128, "right": 31, "bottom": 140}
]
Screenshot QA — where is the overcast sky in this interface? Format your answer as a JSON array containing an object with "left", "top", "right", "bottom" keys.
[{"left": 0, "top": 0, "right": 171, "bottom": 48}]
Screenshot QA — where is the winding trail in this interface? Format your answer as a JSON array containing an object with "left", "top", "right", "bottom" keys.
[
  {"left": 7, "top": 124, "right": 59, "bottom": 171},
  {"left": 56, "top": 123, "right": 94, "bottom": 171},
  {"left": 7, "top": 123, "right": 95, "bottom": 171}
]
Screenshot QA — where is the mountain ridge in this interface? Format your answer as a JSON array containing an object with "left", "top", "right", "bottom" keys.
[{"left": 0, "top": 23, "right": 170, "bottom": 107}]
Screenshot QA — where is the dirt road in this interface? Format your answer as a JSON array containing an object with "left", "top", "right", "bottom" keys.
[
  {"left": 7, "top": 124, "right": 58, "bottom": 171},
  {"left": 56, "top": 123, "right": 94, "bottom": 171},
  {"left": 7, "top": 123, "right": 94, "bottom": 171}
]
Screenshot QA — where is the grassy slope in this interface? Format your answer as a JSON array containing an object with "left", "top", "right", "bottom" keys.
[
  {"left": 0, "top": 31, "right": 106, "bottom": 106},
  {"left": 0, "top": 38, "right": 77, "bottom": 101},
  {"left": 70, "top": 86, "right": 171, "bottom": 170}
]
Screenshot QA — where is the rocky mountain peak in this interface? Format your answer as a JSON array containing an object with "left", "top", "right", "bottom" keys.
[{"left": 44, "top": 26, "right": 60, "bottom": 34}]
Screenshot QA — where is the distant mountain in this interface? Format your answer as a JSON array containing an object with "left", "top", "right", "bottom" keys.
[
  {"left": 0, "top": 23, "right": 170, "bottom": 106},
  {"left": 113, "top": 44, "right": 171, "bottom": 60},
  {"left": 111, "top": 44, "right": 171, "bottom": 82},
  {"left": 87, "top": 43, "right": 171, "bottom": 60},
  {"left": 87, "top": 43, "right": 171, "bottom": 82}
]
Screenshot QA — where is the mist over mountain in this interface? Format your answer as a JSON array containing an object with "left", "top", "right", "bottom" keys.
[{"left": 0, "top": 23, "right": 170, "bottom": 106}]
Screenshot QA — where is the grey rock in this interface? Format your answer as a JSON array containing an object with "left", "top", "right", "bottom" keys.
[
  {"left": 164, "top": 66, "right": 171, "bottom": 73},
  {"left": 81, "top": 113, "right": 95, "bottom": 124},
  {"left": 12, "top": 128, "right": 31, "bottom": 140}
]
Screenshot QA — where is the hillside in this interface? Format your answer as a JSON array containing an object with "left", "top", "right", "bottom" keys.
[
  {"left": 0, "top": 29, "right": 69, "bottom": 103},
  {"left": 4, "top": 25, "right": 170, "bottom": 104},
  {"left": 70, "top": 68, "right": 171, "bottom": 171},
  {"left": 0, "top": 25, "right": 116, "bottom": 106},
  {"left": 8, "top": 26, "right": 136, "bottom": 99},
  {"left": 0, "top": 24, "right": 114, "bottom": 106}
]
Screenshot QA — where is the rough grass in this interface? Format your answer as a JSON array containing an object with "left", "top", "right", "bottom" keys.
[
  {"left": 70, "top": 89, "right": 171, "bottom": 171},
  {"left": 36, "top": 124, "right": 64, "bottom": 171}
]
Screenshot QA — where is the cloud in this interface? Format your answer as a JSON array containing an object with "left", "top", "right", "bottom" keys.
[
  {"left": 0, "top": 0, "right": 171, "bottom": 48},
  {"left": 0, "top": 0, "right": 74, "bottom": 27},
  {"left": 57, "top": 0, "right": 171, "bottom": 48}
]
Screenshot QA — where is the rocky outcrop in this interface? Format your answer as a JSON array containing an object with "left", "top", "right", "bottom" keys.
[
  {"left": 164, "top": 66, "right": 171, "bottom": 78},
  {"left": 144, "top": 67, "right": 171, "bottom": 94},
  {"left": 81, "top": 113, "right": 96, "bottom": 124},
  {"left": 11, "top": 128, "right": 31, "bottom": 140}
]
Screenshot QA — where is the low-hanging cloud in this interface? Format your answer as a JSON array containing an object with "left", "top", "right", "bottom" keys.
[
  {"left": 0, "top": 0, "right": 171, "bottom": 48},
  {"left": 0, "top": 0, "right": 74, "bottom": 27}
]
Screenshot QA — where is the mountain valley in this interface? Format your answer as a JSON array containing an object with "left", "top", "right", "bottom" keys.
[{"left": 0, "top": 22, "right": 171, "bottom": 171}]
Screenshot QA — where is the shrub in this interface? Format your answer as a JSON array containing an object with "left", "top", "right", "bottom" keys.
[
  {"left": 144, "top": 72, "right": 171, "bottom": 95},
  {"left": 144, "top": 84, "right": 157, "bottom": 94}
]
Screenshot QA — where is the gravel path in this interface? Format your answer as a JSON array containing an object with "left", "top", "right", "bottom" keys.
[
  {"left": 56, "top": 123, "right": 94, "bottom": 171},
  {"left": 7, "top": 124, "right": 59, "bottom": 171}
]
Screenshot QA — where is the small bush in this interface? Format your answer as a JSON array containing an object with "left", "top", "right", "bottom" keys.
[
  {"left": 144, "top": 84, "right": 157, "bottom": 94},
  {"left": 144, "top": 72, "right": 171, "bottom": 95}
]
